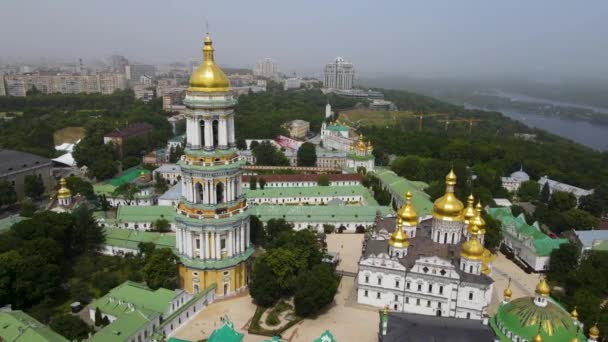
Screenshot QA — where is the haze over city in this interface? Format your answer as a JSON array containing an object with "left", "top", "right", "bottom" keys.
[{"left": 2, "top": 0, "right": 608, "bottom": 79}]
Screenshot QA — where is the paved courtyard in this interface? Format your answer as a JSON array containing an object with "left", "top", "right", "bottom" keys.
[
  {"left": 326, "top": 233, "right": 364, "bottom": 274},
  {"left": 487, "top": 251, "right": 541, "bottom": 314}
]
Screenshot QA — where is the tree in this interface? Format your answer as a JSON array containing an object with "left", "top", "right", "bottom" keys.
[
  {"left": 113, "top": 183, "right": 139, "bottom": 205},
  {"left": 138, "top": 242, "right": 156, "bottom": 258},
  {"left": 19, "top": 199, "right": 37, "bottom": 217},
  {"left": 101, "top": 316, "right": 110, "bottom": 326},
  {"left": 236, "top": 138, "right": 247, "bottom": 150},
  {"left": 49, "top": 314, "right": 91, "bottom": 341},
  {"left": 141, "top": 248, "right": 179, "bottom": 289},
  {"left": 94, "top": 307, "right": 103, "bottom": 326},
  {"left": 562, "top": 208, "right": 599, "bottom": 231},
  {"left": 89, "top": 158, "right": 117, "bottom": 180},
  {"left": 323, "top": 224, "right": 335, "bottom": 234},
  {"left": 579, "top": 194, "right": 605, "bottom": 217},
  {"left": 548, "top": 243, "right": 579, "bottom": 283},
  {"left": 0, "top": 180, "right": 17, "bottom": 206},
  {"left": 259, "top": 178, "right": 267, "bottom": 190},
  {"left": 72, "top": 205, "right": 105, "bottom": 254},
  {"left": 482, "top": 212, "right": 503, "bottom": 250},
  {"left": 249, "top": 176, "right": 258, "bottom": 190},
  {"left": 517, "top": 180, "right": 540, "bottom": 201},
  {"left": 294, "top": 264, "right": 339, "bottom": 317},
  {"left": 152, "top": 218, "right": 171, "bottom": 232},
  {"left": 549, "top": 191, "right": 577, "bottom": 212},
  {"left": 249, "top": 259, "right": 280, "bottom": 307},
  {"left": 250, "top": 215, "right": 266, "bottom": 246},
  {"left": 540, "top": 182, "right": 551, "bottom": 204},
  {"left": 259, "top": 248, "right": 300, "bottom": 293},
  {"left": 65, "top": 176, "right": 95, "bottom": 199},
  {"left": 24, "top": 174, "right": 45, "bottom": 199},
  {"left": 252, "top": 141, "right": 290, "bottom": 166},
  {"left": 154, "top": 174, "right": 169, "bottom": 194},
  {"left": 265, "top": 219, "right": 293, "bottom": 244},
  {"left": 317, "top": 175, "right": 329, "bottom": 186},
  {"left": 297, "top": 142, "right": 317, "bottom": 167}
]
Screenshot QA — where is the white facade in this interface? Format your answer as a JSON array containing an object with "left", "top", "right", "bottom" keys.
[
  {"left": 283, "top": 77, "right": 301, "bottom": 90},
  {"left": 154, "top": 164, "right": 182, "bottom": 185},
  {"left": 501, "top": 169, "right": 530, "bottom": 193},
  {"left": 323, "top": 57, "right": 355, "bottom": 90},
  {"left": 321, "top": 122, "right": 355, "bottom": 152},
  {"left": 254, "top": 58, "right": 277, "bottom": 78},
  {"left": 247, "top": 194, "right": 364, "bottom": 205},
  {"left": 538, "top": 175, "right": 594, "bottom": 204}
]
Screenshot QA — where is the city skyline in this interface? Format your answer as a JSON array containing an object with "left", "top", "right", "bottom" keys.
[{"left": 2, "top": 0, "right": 608, "bottom": 79}]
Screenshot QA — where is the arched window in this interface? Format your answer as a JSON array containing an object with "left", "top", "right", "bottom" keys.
[
  {"left": 196, "top": 183, "right": 204, "bottom": 202},
  {"left": 443, "top": 233, "right": 448, "bottom": 244},
  {"left": 200, "top": 120, "right": 206, "bottom": 147},
  {"left": 212, "top": 120, "right": 219, "bottom": 147},
  {"left": 216, "top": 182, "right": 224, "bottom": 204}
]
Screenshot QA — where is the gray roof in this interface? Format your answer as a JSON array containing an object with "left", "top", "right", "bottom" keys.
[
  {"left": 574, "top": 230, "right": 608, "bottom": 249},
  {"left": 154, "top": 163, "right": 181, "bottom": 173},
  {"left": 159, "top": 183, "right": 181, "bottom": 201},
  {"left": 365, "top": 217, "right": 493, "bottom": 286},
  {"left": 0, "top": 149, "right": 52, "bottom": 175},
  {"left": 380, "top": 311, "right": 495, "bottom": 342}
]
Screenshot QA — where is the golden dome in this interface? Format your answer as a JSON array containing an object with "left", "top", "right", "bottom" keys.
[
  {"left": 397, "top": 192, "right": 418, "bottom": 226},
  {"left": 469, "top": 201, "right": 486, "bottom": 234},
  {"left": 366, "top": 141, "right": 373, "bottom": 152},
  {"left": 533, "top": 333, "right": 543, "bottom": 342},
  {"left": 570, "top": 337, "right": 579, "bottom": 342},
  {"left": 589, "top": 324, "right": 600, "bottom": 339},
  {"left": 463, "top": 194, "right": 475, "bottom": 224},
  {"left": 535, "top": 278, "right": 551, "bottom": 297},
  {"left": 357, "top": 134, "right": 366, "bottom": 152},
  {"left": 504, "top": 286, "right": 512, "bottom": 300},
  {"left": 432, "top": 169, "right": 464, "bottom": 221},
  {"left": 389, "top": 225, "right": 410, "bottom": 249},
  {"left": 57, "top": 178, "right": 71, "bottom": 199},
  {"left": 481, "top": 248, "right": 494, "bottom": 275},
  {"left": 570, "top": 306, "right": 578, "bottom": 320},
  {"left": 188, "top": 34, "right": 230, "bottom": 92},
  {"left": 461, "top": 224, "right": 484, "bottom": 260}
]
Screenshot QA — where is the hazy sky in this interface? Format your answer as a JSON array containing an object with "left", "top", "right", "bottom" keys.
[{"left": 1, "top": 0, "right": 607, "bottom": 79}]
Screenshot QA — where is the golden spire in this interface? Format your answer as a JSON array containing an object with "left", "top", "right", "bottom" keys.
[
  {"left": 188, "top": 33, "right": 230, "bottom": 92},
  {"left": 460, "top": 223, "right": 484, "bottom": 260},
  {"left": 535, "top": 278, "right": 551, "bottom": 297},
  {"left": 57, "top": 178, "right": 71, "bottom": 199},
  {"left": 469, "top": 201, "right": 486, "bottom": 234},
  {"left": 463, "top": 194, "right": 475, "bottom": 224},
  {"left": 432, "top": 169, "right": 464, "bottom": 221},
  {"left": 570, "top": 306, "right": 578, "bottom": 321},
  {"left": 503, "top": 278, "right": 512, "bottom": 301},
  {"left": 397, "top": 192, "right": 418, "bottom": 226},
  {"left": 589, "top": 323, "right": 600, "bottom": 339},
  {"left": 389, "top": 221, "right": 410, "bottom": 249}
]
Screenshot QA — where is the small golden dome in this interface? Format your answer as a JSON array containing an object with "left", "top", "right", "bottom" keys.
[
  {"left": 397, "top": 192, "right": 418, "bottom": 226},
  {"left": 504, "top": 287, "right": 512, "bottom": 299},
  {"left": 57, "top": 178, "right": 71, "bottom": 199},
  {"left": 469, "top": 201, "right": 486, "bottom": 234},
  {"left": 366, "top": 141, "right": 373, "bottom": 152},
  {"left": 589, "top": 324, "right": 600, "bottom": 339},
  {"left": 189, "top": 34, "right": 230, "bottom": 92},
  {"left": 461, "top": 224, "right": 484, "bottom": 261},
  {"left": 570, "top": 306, "right": 578, "bottom": 320},
  {"left": 463, "top": 194, "right": 475, "bottom": 224},
  {"left": 570, "top": 337, "right": 579, "bottom": 342},
  {"left": 535, "top": 278, "right": 551, "bottom": 297},
  {"left": 533, "top": 333, "right": 543, "bottom": 342},
  {"left": 432, "top": 169, "right": 464, "bottom": 221},
  {"left": 357, "top": 134, "right": 366, "bottom": 152},
  {"left": 389, "top": 225, "right": 410, "bottom": 249}
]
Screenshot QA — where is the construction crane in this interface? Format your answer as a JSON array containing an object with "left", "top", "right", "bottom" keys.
[
  {"left": 409, "top": 112, "right": 450, "bottom": 131},
  {"left": 436, "top": 118, "right": 482, "bottom": 134}
]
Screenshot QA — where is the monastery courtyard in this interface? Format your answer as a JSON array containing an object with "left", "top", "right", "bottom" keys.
[{"left": 172, "top": 234, "right": 539, "bottom": 341}]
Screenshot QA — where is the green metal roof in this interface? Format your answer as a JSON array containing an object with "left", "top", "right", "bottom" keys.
[
  {"left": 93, "top": 183, "right": 117, "bottom": 196},
  {"left": 487, "top": 208, "right": 567, "bottom": 256},
  {"left": 244, "top": 185, "right": 377, "bottom": 205},
  {"left": 116, "top": 205, "right": 177, "bottom": 223},
  {"left": 109, "top": 167, "right": 150, "bottom": 187},
  {"left": 491, "top": 297, "right": 586, "bottom": 342},
  {"left": 0, "top": 311, "right": 68, "bottom": 342},
  {"left": 346, "top": 152, "right": 374, "bottom": 161},
  {"left": 103, "top": 228, "right": 175, "bottom": 250},
  {"left": 88, "top": 309, "right": 155, "bottom": 342},
  {"left": 0, "top": 215, "right": 25, "bottom": 233},
  {"left": 88, "top": 281, "right": 179, "bottom": 317},
  {"left": 250, "top": 205, "right": 392, "bottom": 223},
  {"left": 326, "top": 124, "right": 350, "bottom": 132},
  {"left": 208, "top": 320, "right": 244, "bottom": 342},
  {"left": 371, "top": 167, "right": 433, "bottom": 216},
  {"left": 313, "top": 330, "right": 337, "bottom": 342}
]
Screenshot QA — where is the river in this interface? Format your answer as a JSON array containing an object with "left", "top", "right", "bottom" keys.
[{"left": 465, "top": 104, "right": 608, "bottom": 151}]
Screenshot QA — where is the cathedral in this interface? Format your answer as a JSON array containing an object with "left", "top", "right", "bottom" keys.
[
  {"left": 357, "top": 170, "right": 494, "bottom": 319},
  {"left": 175, "top": 34, "right": 253, "bottom": 297}
]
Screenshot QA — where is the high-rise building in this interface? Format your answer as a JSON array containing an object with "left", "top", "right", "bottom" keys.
[
  {"left": 176, "top": 34, "right": 252, "bottom": 297},
  {"left": 253, "top": 58, "right": 277, "bottom": 78},
  {"left": 110, "top": 55, "right": 129, "bottom": 73},
  {"left": 0, "top": 73, "right": 127, "bottom": 96},
  {"left": 323, "top": 56, "right": 355, "bottom": 90},
  {"left": 126, "top": 64, "right": 155, "bottom": 82}
]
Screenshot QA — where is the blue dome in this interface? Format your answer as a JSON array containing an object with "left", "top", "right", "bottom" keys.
[{"left": 510, "top": 170, "right": 530, "bottom": 181}]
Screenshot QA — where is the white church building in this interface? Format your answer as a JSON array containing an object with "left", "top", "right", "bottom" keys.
[{"left": 357, "top": 171, "right": 494, "bottom": 320}]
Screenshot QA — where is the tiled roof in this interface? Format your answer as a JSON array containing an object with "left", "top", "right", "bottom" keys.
[
  {"left": 0, "top": 311, "right": 68, "bottom": 342},
  {"left": 0, "top": 149, "right": 52, "bottom": 175},
  {"left": 104, "top": 122, "right": 153, "bottom": 138},
  {"left": 242, "top": 173, "right": 361, "bottom": 183}
]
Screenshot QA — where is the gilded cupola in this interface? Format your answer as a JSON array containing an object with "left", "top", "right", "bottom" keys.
[
  {"left": 432, "top": 169, "right": 464, "bottom": 221},
  {"left": 357, "top": 134, "right": 366, "bottom": 152},
  {"left": 460, "top": 223, "right": 484, "bottom": 260},
  {"left": 535, "top": 278, "right": 551, "bottom": 297},
  {"left": 463, "top": 194, "right": 475, "bottom": 224},
  {"left": 57, "top": 178, "right": 71, "bottom": 199},
  {"left": 470, "top": 201, "right": 486, "bottom": 233},
  {"left": 589, "top": 323, "right": 600, "bottom": 339},
  {"left": 189, "top": 34, "right": 230, "bottom": 92},
  {"left": 397, "top": 192, "right": 418, "bottom": 226},
  {"left": 389, "top": 223, "right": 410, "bottom": 249}
]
